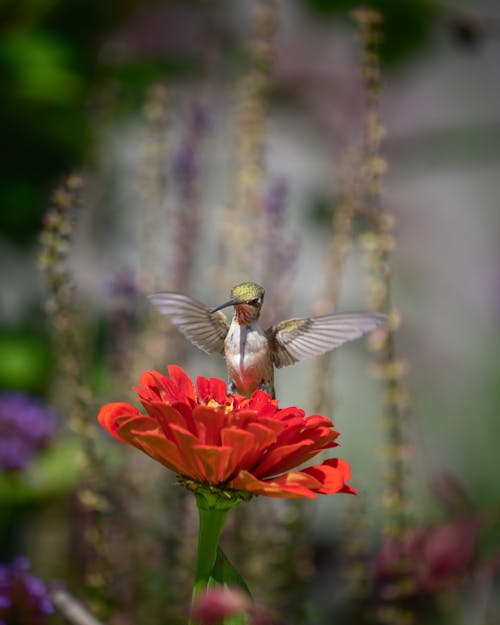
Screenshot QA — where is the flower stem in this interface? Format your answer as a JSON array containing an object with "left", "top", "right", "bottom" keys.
[{"left": 189, "top": 491, "right": 231, "bottom": 623}]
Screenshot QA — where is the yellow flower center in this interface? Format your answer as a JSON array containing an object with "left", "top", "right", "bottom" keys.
[{"left": 206, "top": 398, "right": 234, "bottom": 413}]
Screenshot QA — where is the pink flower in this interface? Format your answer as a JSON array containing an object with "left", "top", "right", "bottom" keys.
[
  {"left": 191, "top": 587, "right": 251, "bottom": 625},
  {"left": 376, "top": 516, "right": 480, "bottom": 597}
]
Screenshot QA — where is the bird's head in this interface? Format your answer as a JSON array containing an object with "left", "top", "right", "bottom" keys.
[{"left": 211, "top": 282, "right": 265, "bottom": 323}]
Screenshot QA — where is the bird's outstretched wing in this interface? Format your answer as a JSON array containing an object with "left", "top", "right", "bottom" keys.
[
  {"left": 149, "top": 292, "right": 229, "bottom": 355},
  {"left": 268, "top": 312, "right": 386, "bottom": 368}
]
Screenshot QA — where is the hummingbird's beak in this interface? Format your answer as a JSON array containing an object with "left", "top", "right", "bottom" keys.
[{"left": 209, "top": 298, "right": 238, "bottom": 314}]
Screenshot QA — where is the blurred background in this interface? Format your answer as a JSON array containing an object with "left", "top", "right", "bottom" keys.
[{"left": 1, "top": 1, "right": 500, "bottom": 624}]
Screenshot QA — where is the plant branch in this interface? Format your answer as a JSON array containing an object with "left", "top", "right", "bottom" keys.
[{"left": 51, "top": 589, "right": 107, "bottom": 625}]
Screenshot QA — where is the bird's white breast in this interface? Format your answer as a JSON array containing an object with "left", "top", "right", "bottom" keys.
[{"left": 224, "top": 321, "right": 271, "bottom": 393}]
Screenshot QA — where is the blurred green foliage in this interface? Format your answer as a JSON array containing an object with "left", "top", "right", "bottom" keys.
[
  {"left": 0, "top": 437, "right": 81, "bottom": 504},
  {"left": 0, "top": 0, "right": 139, "bottom": 245},
  {"left": 0, "top": 0, "right": 444, "bottom": 247},
  {"left": 0, "top": 331, "right": 53, "bottom": 393}
]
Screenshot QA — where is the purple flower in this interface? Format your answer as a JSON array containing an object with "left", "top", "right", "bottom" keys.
[
  {"left": 264, "top": 176, "right": 288, "bottom": 219},
  {"left": 261, "top": 176, "right": 298, "bottom": 323},
  {"left": 172, "top": 103, "right": 210, "bottom": 199},
  {"left": 173, "top": 142, "right": 198, "bottom": 197},
  {"left": 0, "top": 557, "right": 54, "bottom": 624},
  {"left": 104, "top": 268, "right": 139, "bottom": 303},
  {"left": 0, "top": 393, "right": 57, "bottom": 472},
  {"left": 168, "top": 102, "right": 211, "bottom": 290}
]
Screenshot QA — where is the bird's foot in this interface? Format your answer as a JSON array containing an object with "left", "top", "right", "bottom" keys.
[{"left": 259, "top": 380, "right": 275, "bottom": 399}]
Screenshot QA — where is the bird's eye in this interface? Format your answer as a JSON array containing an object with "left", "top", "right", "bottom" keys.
[{"left": 249, "top": 298, "right": 259, "bottom": 306}]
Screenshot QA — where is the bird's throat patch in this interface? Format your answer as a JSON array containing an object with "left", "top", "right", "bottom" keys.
[{"left": 235, "top": 304, "right": 255, "bottom": 325}]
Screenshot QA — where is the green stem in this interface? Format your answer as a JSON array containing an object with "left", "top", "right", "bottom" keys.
[
  {"left": 189, "top": 491, "right": 231, "bottom": 624},
  {"left": 194, "top": 505, "right": 229, "bottom": 594}
]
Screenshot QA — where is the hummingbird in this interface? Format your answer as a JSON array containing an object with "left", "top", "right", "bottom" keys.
[{"left": 149, "top": 281, "right": 386, "bottom": 398}]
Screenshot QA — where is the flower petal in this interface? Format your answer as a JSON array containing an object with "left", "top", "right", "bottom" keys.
[
  {"left": 196, "top": 376, "right": 210, "bottom": 403},
  {"left": 245, "top": 422, "right": 280, "bottom": 450},
  {"left": 230, "top": 469, "right": 320, "bottom": 499},
  {"left": 276, "top": 415, "right": 337, "bottom": 447},
  {"left": 193, "top": 406, "right": 227, "bottom": 445},
  {"left": 141, "top": 401, "right": 193, "bottom": 440},
  {"left": 168, "top": 364, "right": 196, "bottom": 401},
  {"left": 136, "top": 369, "right": 163, "bottom": 397},
  {"left": 120, "top": 426, "right": 194, "bottom": 475},
  {"left": 253, "top": 436, "right": 336, "bottom": 477},
  {"left": 247, "top": 390, "right": 277, "bottom": 413},
  {"left": 221, "top": 427, "right": 266, "bottom": 475},
  {"left": 166, "top": 424, "right": 207, "bottom": 480},
  {"left": 192, "top": 445, "right": 234, "bottom": 482},
  {"left": 273, "top": 406, "right": 305, "bottom": 423},
  {"left": 301, "top": 458, "right": 355, "bottom": 494},
  {"left": 97, "top": 402, "right": 143, "bottom": 442},
  {"left": 208, "top": 377, "right": 228, "bottom": 404}
]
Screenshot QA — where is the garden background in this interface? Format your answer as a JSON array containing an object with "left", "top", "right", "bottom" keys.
[{"left": 1, "top": 1, "right": 500, "bottom": 624}]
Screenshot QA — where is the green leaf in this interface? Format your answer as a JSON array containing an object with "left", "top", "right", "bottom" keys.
[
  {"left": 208, "top": 550, "right": 251, "bottom": 625},
  {"left": 211, "top": 547, "right": 252, "bottom": 598}
]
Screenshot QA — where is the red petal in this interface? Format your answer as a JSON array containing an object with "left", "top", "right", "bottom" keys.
[
  {"left": 248, "top": 416, "right": 285, "bottom": 435},
  {"left": 170, "top": 400, "right": 198, "bottom": 435},
  {"left": 248, "top": 390, "right": 274, "bottom": 412},
  {"left": 231, "top": 395, "right": 249, "bottom": 411},
  {"left": 163, "top": 424, "right": 206, "bottom": 480},
  {"left": 324, "top": 457, "right": 352, "bottom": 480},
  {"left": 275, "top": 419, "right": 337, "bottom": 447},
  {"left": 97, "top": 402, "right": 142, "bottom": 441},
  {"left": 306, "top": 414, "right": 335, "bottom": 427},
  {"left": 191, "top": 445, "right": 233, "bottom": 482},
  {"left": 119, "top": 425, "right": 194, "bottom": 475},
  {"left": 253, "top": 426, "right": 338, "bottom": 477},
  {"left": 193, "top": 406, "right": 227, "bottom": 445},
  {"left": 245, "top": 422, "right": 279, "bottom": 450},
  {"left": 142, "top": 401, "right": 195, "bottom": 440},
  {"left": 221, "top": 428, "right": 263, "bottom": 475},
  {"left": 252, "top": 440, "right": 318, "bottom": 476},
  {"left": 226, "top": 409, "right": 258, "bottom": 429},
  {"left": 137, "top": 370, "right": 181, "bottom": 401},
  {"left": 208, "top": 377, "right": 228, "bottom": 404},
  {"left": 197, "top": 376, "right": 227, "bottom": 404},
  {"left": 230, "top": 470, "right": 318, "bottom": 499},
  {"left": 168, "top": 365, "right": 196, "bottom": 401},
  {"left": 196, "top": 376, "right": 210, "bottom": 402},
  {"left": 274, "top": 406, "right": 305, "bottom": 422},
  {"left": 301, "top": 458, "right": 354, "bottom": 494},
  {"left": 137, "top": 370, "right": 162, "bottom": 394},
  {"left": 268, "top": 469, "right": 324, "bottom": 491}
]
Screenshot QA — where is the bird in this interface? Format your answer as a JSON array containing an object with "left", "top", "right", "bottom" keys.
[{"left": 149, "top": 281, "right": 386, "bottom": 398}]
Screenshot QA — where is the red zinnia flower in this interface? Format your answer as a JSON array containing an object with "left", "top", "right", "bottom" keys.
[{"left": 97, "top": 365, "right": 354, "bottom": 499}]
